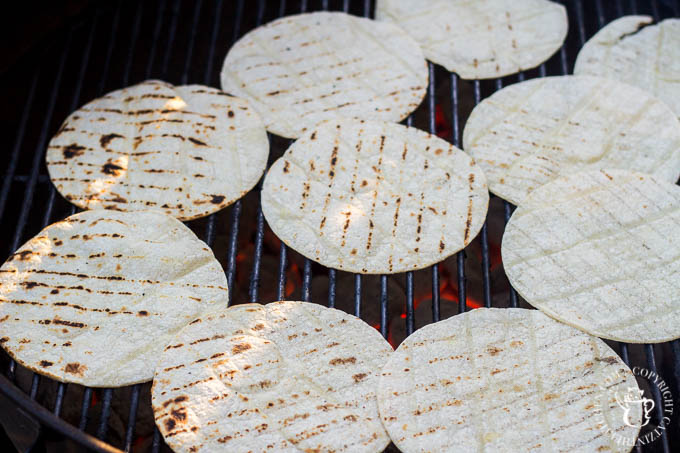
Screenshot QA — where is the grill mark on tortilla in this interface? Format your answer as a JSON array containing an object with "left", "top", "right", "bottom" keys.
[
  {"left": 300, "top": 182, "right": 311, "bottom": 210},
  {"left": 464, "top": 174, "right": 476, "bottom": 243},
  {"left": 64, "top": 362, "right": 86, "bottom": 375},
  {"left": 102, "top": 163, "right": 125, "bottom": 176},
  {"left": 0, "top": 269, "right": 225, "bottom": 289},
  {"left": 349, "top": 139, "right": 362, "bottom": 194},
  {"left": 62, "top": 144, "right": 87, "bottom": 159},
  {"left": 188, "top": 137, "right": 208, "bottom": 146},
  {"left": 365, "top": 135, "right": 385, "bottom": 251},
  {"left": 99, "top": 133, "right": 124, "bottom": 148},
  {"left": 414, "top": 193, "right": 425, "bottom": 249},
  {"left": 319, "top": 142, "right": 340, "bottom": 233}
]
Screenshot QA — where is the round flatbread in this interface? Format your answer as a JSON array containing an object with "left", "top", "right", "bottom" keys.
[
  {"left": 502, "top": 169, "right": 680, "bottom": 343},
  {"left": 574, "top": 16, "right": 680, "bottom": 117},
  {"left": 220, "top": 12, "right": 428, "bottom": 138},
  {"left": 46, "top": 80, "right": 269, "bottom": 221},
  {"left": 261, "top": 119, "right": 489, "bottom": 274},
  {"left": 0, "top": 210, "right": 229, "bottom": 387},
  {"left": 152, "top": 301, "right": 392, "bottom": 453},
  {"left": 375, "top": 0, "right": 567, "bottom": 79},
  {"left": 378, "top": 308, "right": 641, "bottom": 453},
  {"left": 463, "top": 75, "right": 680, "bottom": 206}
]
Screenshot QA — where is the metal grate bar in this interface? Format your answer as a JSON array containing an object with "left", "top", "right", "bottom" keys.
[
  {"left": 615, "top": 0, "right": 624, "bottom": 17},
  {"left": 427, "top": 62, "right": 441, "bottom": 323},
  {"left": 594, "top": 0, "right": 605, "bottom": 28},
  {"left": 97, "top": 1, "right": 122, "bottom": 94},
  {"left": 226, "top": 200, "right": 242, "bottom": 299},
  {"left": 651, "top": 0, "right": 660, "bottom": 21},
  {"left": 181, "top": 0, "right": 204, "bottom": 85},
  {"left": 277, "top": 243, "right": 288, "bottom": 300},
  {"left": 0, "top": 66, "right": 40, "bottom": 223},
  {"left": 380, "top": 275, "right": 388, "bottom": 338},
  {"left": 122, "top": 2, "right": 144, "bottom": 87},
  {"left": 353, "top": 274, "right": 361, "bottom": 317},
  {"left": 249, "top": 203, "right": 266, "bottom": 302},
  {"left": 78, "top": 388, "right": 93, "bottom": 431},
  {"left": 123, "top": 385, "right": 141, "bottom": 453},
  {"left": 160, "top": 0, "right": 181, "bottom": 79},
  {"left": 328, "top": 269, "right": 337, "bottom": 308},
  {"left": 204, "top": 0, "right": 225, "bottom": 86},
  {"left": 494, "top": 75, "right": 521, "bottom": 311},
  {"left": 202, "top": 0, "right": 226, "bottom": 248},
  {"left": 273, "top": 1, "right": 291, "bottom": 307},
  {"left": 29, "top": 374, "right": 40, "bottom": 400},
  {"left": 503, "top": 201, "right": 519, "bottom": 308},
  {"left": 247, "top": 0, "right": 269, "bottom": 305},
  {"left": 302, "top": 258, "right": 312, "bottom": 302},
  {"left": 150, "top": 428, "right": 161, "bottom": 453},
  {"left": 449, "top": 74, "right": 467, "bottom": 314},
  {"left": 225, "top": 0, "right": 247, "bottom": 301},
  {"left": 405, "top": 271, "right": 414, "bottom": 335},
  {"left": 629, "top": 0, "right": 638, "bottom": 14},
  {"left": 53, "top": 383, "right": 66, "bottom": 417},
  {"left": 671, "top": 340, "right": 680, "bottom": 396},
  {"left": 471, "top": 80, "right": 493, "bottom": 309},
  {"left": 44, "top": 12, "right": 98, "bottom": 227},
  {"left": 573, "top": 0, "right": 586, "bottom": 46},
  {"left": 96, "top": 388, "right": 114, "bottom": 440},
  {"left": 145, "top": 1, "right": 166, "bottom": 79}
]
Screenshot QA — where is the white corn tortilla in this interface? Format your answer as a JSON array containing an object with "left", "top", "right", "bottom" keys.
[
  {"left": 46, "top": 80, "right": 269, "bottom": 221},
  {"left": 502, "top": 169, "right": 680, "bottom": 343},
  {"left": 463, "top": 75, "right": 680, "bottom": 206},
  {"left": 220, "top": 11, "right": 428, "bottom": 138},
  {"left": 376, "top": 0, "right": 568, "bottom": 79},
  {"left": 574, "top": 16, "right": 680, "bottom": 117},
  {"left": 0, "top": 210, "right": 228, "bottom": 387},
  {"left": 378, "top": 308, "right": 641, "bottom": 453},
  {"left": 152, "top": 301, "right": 392, "bottom": 453},
  {"left": 261, "top": 118, "right": 489, "bottom": 274}
]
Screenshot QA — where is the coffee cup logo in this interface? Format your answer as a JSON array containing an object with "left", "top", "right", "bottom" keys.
[{"left": 615, "top": 386, "right": 655, "bottom": 428}]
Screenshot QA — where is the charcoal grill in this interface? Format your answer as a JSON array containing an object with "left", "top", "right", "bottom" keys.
[{"left": 0, "top": 0, "right": 679, "bottom": 452}]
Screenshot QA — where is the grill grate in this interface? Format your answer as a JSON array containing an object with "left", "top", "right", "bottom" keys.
[{"left": 0, "top": 1, "right": 679, "bottom": 452}]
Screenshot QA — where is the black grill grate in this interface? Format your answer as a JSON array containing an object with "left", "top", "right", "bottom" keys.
[{"left": 0, "top": 1, "right": 679, "bottom": 452}]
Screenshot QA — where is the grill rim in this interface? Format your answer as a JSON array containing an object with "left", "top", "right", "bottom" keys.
[{"left": 0, "top": 0, "right": 678, "bottom": 452}]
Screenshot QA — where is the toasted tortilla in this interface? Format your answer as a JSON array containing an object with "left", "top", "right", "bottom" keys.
[
  {"left": 378, "top": 308, "right": 641, "bottom": 452},
  {"left": 575, "top": 16, "right": 680, "bottom": 117},
  {"left": 261, "top": 118, "right": 489, "bottom": 274},
  {"left": 463, "top": 75, "right": 680, "bottom": 205},
  {"left": 502, "top": 170, "right": 680, "bottom": 343},
  {"left": 376, "top": 0, "right": 568, "bottom": 79},
  {"left": 152, "top": 301, "right": 392, "bottom": 453},
  {"left": 220, "top": 12, "right": 428, "bottom": 138},
  {"left": 0, "top": 210, "right": 229, "bottom": 386},
  {"left": 46, "top": 80, "right": 269, "bottom": 221}
]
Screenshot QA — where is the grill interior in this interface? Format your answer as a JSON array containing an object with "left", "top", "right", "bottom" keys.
[{"left": 0, "top": 0, "right": 679, "bottom": 452}]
